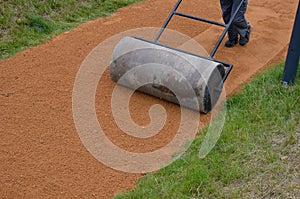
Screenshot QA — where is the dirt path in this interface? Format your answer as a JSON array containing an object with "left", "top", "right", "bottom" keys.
[{"left": 0, "top": 0, "right": 298, "bottom": 198}]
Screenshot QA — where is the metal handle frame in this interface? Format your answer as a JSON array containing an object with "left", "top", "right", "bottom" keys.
[{"left": 154, "top": 0, "right": 246, "bottom": 84}]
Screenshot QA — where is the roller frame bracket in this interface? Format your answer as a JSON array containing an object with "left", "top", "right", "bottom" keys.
[{"left": 152, "top": 0, "right": 246, "bottom": 84}]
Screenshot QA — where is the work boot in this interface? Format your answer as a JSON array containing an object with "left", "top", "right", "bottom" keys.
[
  {"left": 225, "top": 38, "right": 238, "bottom": 48},
  {"left": 239, "top": 24, "right": 252, "bottom": 46}
]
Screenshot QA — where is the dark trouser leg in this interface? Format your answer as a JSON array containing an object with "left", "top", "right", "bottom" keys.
[
  {"left": 231, "top": 0, "right": 248, "bottom": 38},
  {"left": 220, "top": 0, "right": 238, "bottom": 41}
]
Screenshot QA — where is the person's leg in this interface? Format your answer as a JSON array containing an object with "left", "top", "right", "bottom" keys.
[
  {"left": 231, "top": 0, "right": 251, "bottom": 45},
  {"left": 220, "top": 0, "right": 232, "bottom": 24},
  {"left": 220, "top": 0, "right": 239, "bottom": 47}
]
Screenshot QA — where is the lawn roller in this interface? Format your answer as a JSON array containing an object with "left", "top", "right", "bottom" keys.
[{"left": 110, "top": 0, "right": 245, "bottom": 113}]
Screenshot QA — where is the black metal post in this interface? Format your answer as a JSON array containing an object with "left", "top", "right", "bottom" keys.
[{"left": 282, "top": 0, "right": 300, "bottom": 85}]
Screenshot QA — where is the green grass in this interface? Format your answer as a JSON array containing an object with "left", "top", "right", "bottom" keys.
[
  {"left": 115, "top": 64, "right": 300, "bottom": 198},
  {"left": 0, "top": 0, "right": 143, "bottom": 59}
]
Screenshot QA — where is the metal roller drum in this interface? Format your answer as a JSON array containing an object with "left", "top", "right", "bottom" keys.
[{"left": 110, "top": 36, "right": 225, "bottom": 113}]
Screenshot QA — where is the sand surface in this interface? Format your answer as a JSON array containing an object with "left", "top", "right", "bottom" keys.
[{"left": 0, "top": 0, "right": 298, "bottom": 197}]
